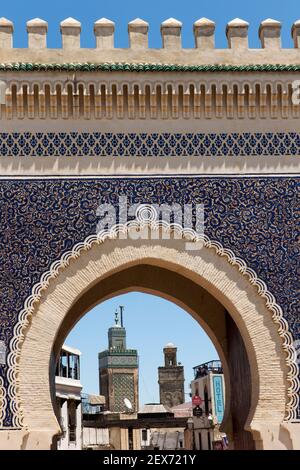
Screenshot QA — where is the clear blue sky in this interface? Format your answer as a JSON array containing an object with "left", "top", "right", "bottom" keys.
[
  {"left": 1, "top": 0, "right": 299, "bottom": 49},
  {"left": 66, "top": 293, "right": 218, "bottom": 405}
]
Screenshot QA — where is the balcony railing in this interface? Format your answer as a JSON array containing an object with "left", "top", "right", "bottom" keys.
[{"left": 193, "top": 360, "right": 222, "bottom": 378}]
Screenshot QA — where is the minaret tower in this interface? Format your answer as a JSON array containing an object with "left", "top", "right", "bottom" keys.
[
  {"left": 98, "top": 306, "right": 139, "bottom": 412},
  {"left": 158, "top": 343, "right": 185, "bottom": 408}
]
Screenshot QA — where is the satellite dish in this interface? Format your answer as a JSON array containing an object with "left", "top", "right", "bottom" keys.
[{"left": 124, "top": 398, "right": 133, "bottom": 411}]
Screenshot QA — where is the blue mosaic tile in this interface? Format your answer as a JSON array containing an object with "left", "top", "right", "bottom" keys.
[
  {"left": 0, "top": 177, "right": 299, "bottom": 426},
  {"left": 0, "top": 132, "right": 299, "bottom": 157}
]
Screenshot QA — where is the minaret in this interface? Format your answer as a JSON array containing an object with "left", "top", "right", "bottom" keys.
[
  {"left": 98, "top": 307, "right": 139, "bottom": 413},
  {"left": 158, "top": 343, "right": 185, "bottom": 408}
]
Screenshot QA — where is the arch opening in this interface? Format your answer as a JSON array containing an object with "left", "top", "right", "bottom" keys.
[
  {"left": 13, "top": 236, "right": 292, "bottom": 450},
  {"left": 52, "top": 266, "right": 254, "bottom": 450}
]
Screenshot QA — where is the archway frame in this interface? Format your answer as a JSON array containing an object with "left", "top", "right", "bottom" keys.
[{"left": 1, "top": 217, "right": 299, "bottom": 448}]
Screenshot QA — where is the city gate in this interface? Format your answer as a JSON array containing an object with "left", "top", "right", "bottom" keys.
[{"left": 0, "top": 16, "right": 299, "bottom": 449}]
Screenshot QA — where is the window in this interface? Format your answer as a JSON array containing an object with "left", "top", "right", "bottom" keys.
[
  {"left": 60, "top": 351, "right": 68, "bottom": 378},
  {"left": 57, "top": 351, "right": 80, "bottom": 380},
  {"left": 204, "top": 385, "right": 209, "bottom": 415},
  {"left": 198, "top": 432, "right": 202, "bottom": 450},
  {"left": 128, "top": 427, "right": 134, "bottom": 450},
  {"left": 68, "top": 401, "right": 77, "bottom": 443},
  {"left": 74, "top": 354, "right": 80, "bottom": 380},
  {"left": 68, "top": 354, "right": 80, "bottom": 380},
  {"left": 207, "top": 431, "right": 211, "bottom": 450},
  {"left": 68, "top": 353, "right": 73, "bottom": 379},
  {"left": 142, "top": 429, "right": 148, "bottom": 442}
]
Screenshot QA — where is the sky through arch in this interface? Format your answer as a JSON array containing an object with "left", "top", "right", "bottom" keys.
[{"left": 66, "top": 292, "right": 219, "bottom": 406}]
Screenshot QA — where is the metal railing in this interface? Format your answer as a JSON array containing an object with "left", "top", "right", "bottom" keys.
[
  {"left": 193, "top": 360, "right": 222, "bottom": 378},
  {"left": 81, "top": 393, "right": 104, "bottom": 415}
]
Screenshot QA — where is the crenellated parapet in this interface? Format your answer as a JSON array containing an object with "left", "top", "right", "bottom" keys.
[
  {"left": 0, "top": 17, "right": 300, "bottom": 63},
  {"left": 0, "top": 17, "right": 300, "bottom": 121}
]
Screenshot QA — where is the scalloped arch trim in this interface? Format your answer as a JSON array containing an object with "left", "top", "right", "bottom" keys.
[{"left": 1, "top": 216, "right": 299, "bottom": 428}]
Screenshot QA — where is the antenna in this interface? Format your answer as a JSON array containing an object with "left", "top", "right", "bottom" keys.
[{"left": 120, "top": 305, "right": 124, "bottom": 327}]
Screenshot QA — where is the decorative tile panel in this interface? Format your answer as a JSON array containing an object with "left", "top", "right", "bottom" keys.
[
  {"left": 112, "top": 373, "right": 135, "bottom": 413},
  {"left": 0, "top": 176, "right": 298, "bottom": 425},
  {"left": 0, "top": 132, "right": 300, "bottom": 157}
]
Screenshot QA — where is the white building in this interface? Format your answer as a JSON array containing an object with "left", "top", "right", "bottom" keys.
[
  {"left": 55, "top": 345, "right": 83, "bottom": 450},
  {"left": 190, "top": 360, "right": 227, "bottom": 450}
]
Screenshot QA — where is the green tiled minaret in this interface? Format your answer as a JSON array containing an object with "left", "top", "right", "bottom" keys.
[{"left": 98, "top": 306, "right": 139, "bottom": 413}]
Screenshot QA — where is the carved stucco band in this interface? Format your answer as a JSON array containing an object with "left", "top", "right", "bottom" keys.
[
  {"left": 0, "top": 377, "right": 6, "bottom": 426},
  {"left": 2, "top": 215, "right": 299, "bottom": 428}
]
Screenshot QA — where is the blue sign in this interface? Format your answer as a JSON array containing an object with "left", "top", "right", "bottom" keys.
[{"left": 213, "top": 375, "right": 224, "bottom": 424}]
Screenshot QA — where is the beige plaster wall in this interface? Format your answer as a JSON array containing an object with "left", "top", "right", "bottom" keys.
[{"left": 0, "top": 48, "right": 300, "bottom": 66}]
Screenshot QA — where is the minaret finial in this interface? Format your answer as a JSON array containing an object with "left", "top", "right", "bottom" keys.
[
  {"left": 120, "top": 305, "right": 124, "bottom": 327},
  {"left": 114, "top": 309, "right": 119, "bottom": 326}
]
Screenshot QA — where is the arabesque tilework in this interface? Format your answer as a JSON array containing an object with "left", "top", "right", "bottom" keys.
[
  {"left": 0, "top": 132, "right": 300, "bottom": 157},
  {"left": 0, "top": 176, "right": 299, "bottom": 426}
]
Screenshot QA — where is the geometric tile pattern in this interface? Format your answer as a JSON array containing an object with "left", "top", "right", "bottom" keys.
[
  {"left": 0, "top": 176, "right": 298, "bottom": 425},
  {"left": 0, "top": 132, "right": 300, "bottom": 156},
  {"left": 112, "top": 373, "right": 135, "bottom": 413}
]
